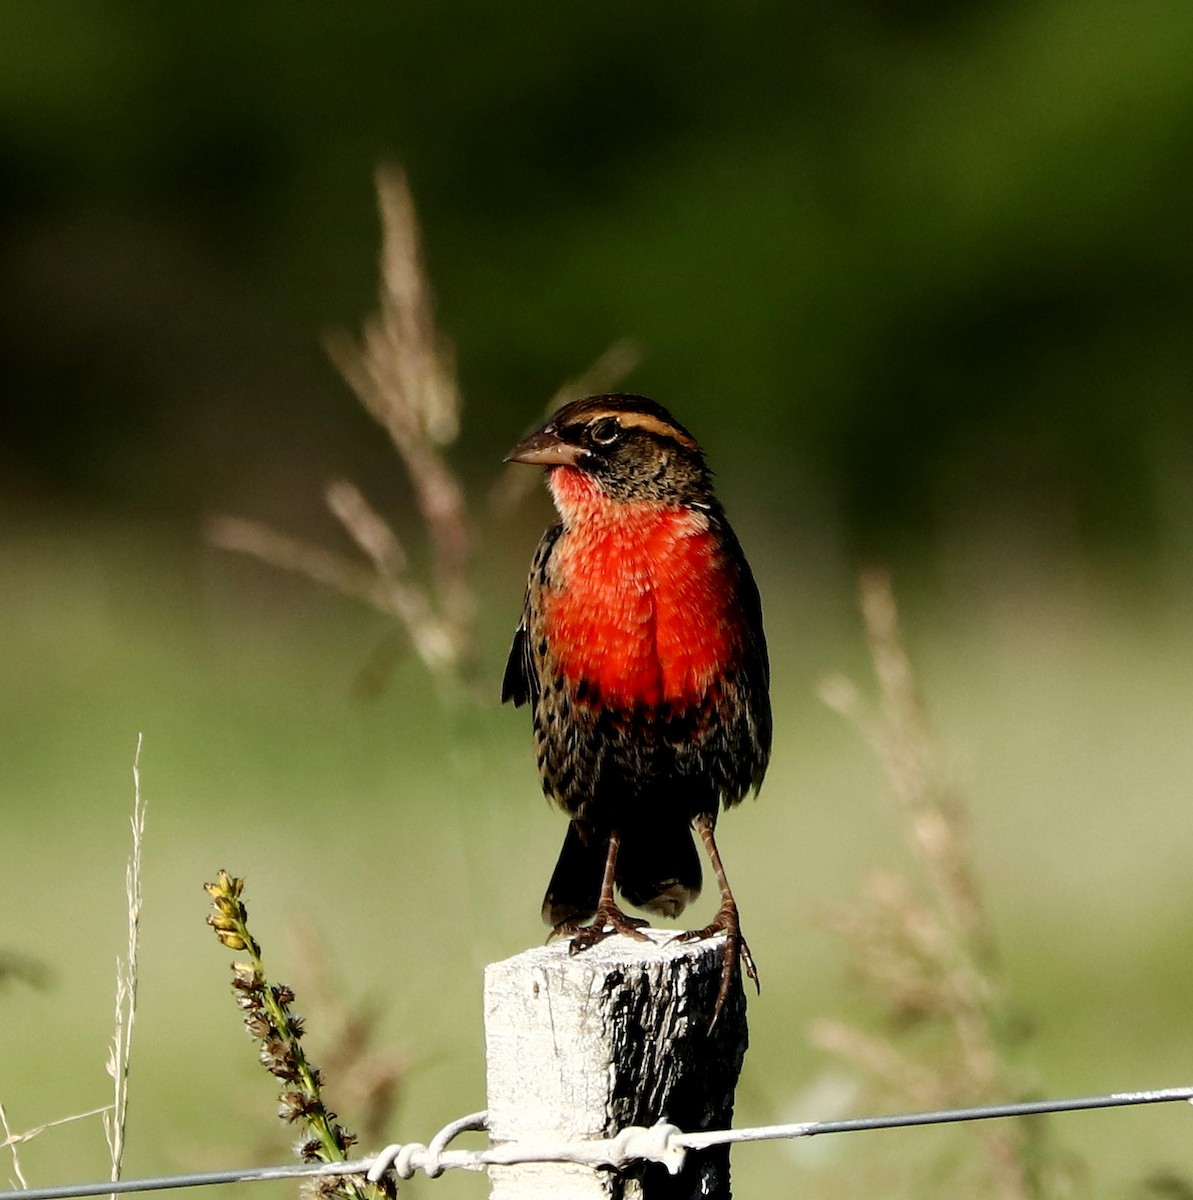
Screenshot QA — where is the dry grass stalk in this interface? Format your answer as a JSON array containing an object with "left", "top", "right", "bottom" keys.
[
  {"left": 0, "top": 1103, "right": 28, "bottom": 1189},
  {"left": 816, "top": 571, "right": 1055, "bottom": 1200},
  {"left": 1, "top": 1104, "right": 115, "bottom": 1188},
  {"left": 208, "top": 511, "right": 457, "bottom": 675},
  {"left": 207, "top": 167, "right": 472, "bottom": 694},
  {"left": 104, "top": 733, "right": 145, "bottom": 1194},
  {"left": 322, "top": 166, "right": 472, "bottom": 655}
]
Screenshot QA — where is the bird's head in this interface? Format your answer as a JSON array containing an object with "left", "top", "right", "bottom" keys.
[{"left": 505, "top": 394, "right": 712, "bottom": 507}]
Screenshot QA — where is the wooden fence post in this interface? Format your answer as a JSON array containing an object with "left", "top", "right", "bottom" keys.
[{"left": 484, "top": 930, "right": 748, "bottom": 1199}]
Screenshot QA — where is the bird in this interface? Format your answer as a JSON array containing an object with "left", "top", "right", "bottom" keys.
[{"left": 501, "top": 393, "right": 771, "bottom": 1020}]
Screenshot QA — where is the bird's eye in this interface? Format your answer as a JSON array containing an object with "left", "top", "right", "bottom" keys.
[{"left": 589, "top": 417, "right": 621, "bottom": 446}]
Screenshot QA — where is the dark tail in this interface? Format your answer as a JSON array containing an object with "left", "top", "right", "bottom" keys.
[
  {"left": 617, "top": 813, "right": 702, "bottom": 918},
  {"left": 541, "top": 817, "right": 702, "bottom": 927},
  {"left": 541, "top": 821, "right": 604, "bottom": 927}
]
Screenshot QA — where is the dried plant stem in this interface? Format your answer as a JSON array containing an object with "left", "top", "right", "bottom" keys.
[
  {"left": 104, "top": 734, "right": 145, "bottom": 1194},
  {"left": 207, "top": 514, "right": 457, "bottom": 674},
  {"left": 1, "top": 1105, "right": 114, "bottom": 1188},
  {"left": 0, "top": 1104, "right": 28, "bottom": 1189},
  {"left": 323, "top": 166, "right": 472, "bottom": 660},
  {"left": 864, "top": 576, "right": 1006, "bottom": 1089},
  {"left": 209, "top": 168, "right": 473, "bottom": 695},
  {"left": 860, "top": 572, "right": 991, "bottom": 951},
  {"left": 817, "top": 572, "right": 1049, "bottom": 1200}
]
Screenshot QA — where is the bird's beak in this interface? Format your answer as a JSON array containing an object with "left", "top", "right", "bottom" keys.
[{"left": 504, "top": 426, "right": 587, "bottom": 467}]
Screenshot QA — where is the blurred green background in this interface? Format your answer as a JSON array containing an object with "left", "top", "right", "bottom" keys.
[{"left": 3, "top": 1, "right": 1193, "bottom": 1197}]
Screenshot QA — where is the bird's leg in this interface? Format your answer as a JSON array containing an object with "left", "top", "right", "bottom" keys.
[
  {"left": 562, "top": 828, "right": 650, "bottom": 953},
  {"left": 674, "top": 814, "right": 759, "bottom": 1024}
]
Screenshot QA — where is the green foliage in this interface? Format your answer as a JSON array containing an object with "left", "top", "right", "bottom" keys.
[{"left": 2, "top": 0, "right": 1193, "bottom": 565}]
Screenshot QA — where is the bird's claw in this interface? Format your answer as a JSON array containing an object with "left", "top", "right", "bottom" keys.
[
  {"left": 563, "top": 906, "right": 651, "bottom": 955},
  {"left": 545, "top": 918, "right": 583, "bottom": 945},
  {"left": 671, "top": 904, "right": 759, "bottom": 1027}
]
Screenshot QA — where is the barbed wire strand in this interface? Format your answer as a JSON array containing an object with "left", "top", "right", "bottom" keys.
[{"left": 3, "top": 1086, "right": 1190, "bottom": 1200}]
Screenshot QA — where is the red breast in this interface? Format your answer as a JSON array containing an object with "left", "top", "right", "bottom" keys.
[{"left": 542, "top": 465, "right": 741, "bottom": 710}]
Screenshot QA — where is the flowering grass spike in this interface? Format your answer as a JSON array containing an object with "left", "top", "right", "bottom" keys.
[{"left": 204, "top": 872, "right": 393, "bottom": 1200}]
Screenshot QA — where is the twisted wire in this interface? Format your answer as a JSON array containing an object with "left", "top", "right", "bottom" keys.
[{"left": 3, "top": 1086, "right": 1190, "bottom": 1200}]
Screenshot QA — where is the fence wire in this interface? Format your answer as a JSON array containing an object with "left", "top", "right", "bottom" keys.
[{"left": 3, "top": 1085, "right": 1191, "bottom": 1200}]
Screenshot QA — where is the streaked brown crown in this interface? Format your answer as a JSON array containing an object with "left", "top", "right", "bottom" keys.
[{"left": 549, "top": 395, "right": 700, "bottom": 451}]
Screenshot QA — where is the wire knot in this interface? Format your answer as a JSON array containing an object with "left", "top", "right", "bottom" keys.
[
  {"left": 366, "top": 1110, "right": 489, "bottom": 1183},
  {"left": 605, "top": 1122, "right": 686, "bottom": 1175},
  {"left": 367, "top": 1142, "right": 424, "bottom": 1182}
]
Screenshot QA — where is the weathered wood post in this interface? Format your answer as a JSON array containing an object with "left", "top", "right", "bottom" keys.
[{"left": 484, "top": 930, "right": 748, "bottom": 1199}]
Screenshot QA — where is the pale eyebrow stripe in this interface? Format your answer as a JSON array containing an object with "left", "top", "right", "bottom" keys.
[{"left": 579, "top": 408, "right": 699, "bottom": 451}]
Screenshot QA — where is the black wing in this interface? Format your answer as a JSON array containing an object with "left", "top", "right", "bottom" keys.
[
  {"left": 501, "top": 623, "right": 533, "bottom": 707},
  {"left": 738, "top": 549, "right": 773, "bottom": 791},
  {"left": 712, "top": 505, "right": 772, "bottom": 793},
  {"left": 501, "top": 523, "right": 562, "bottom": 709}
]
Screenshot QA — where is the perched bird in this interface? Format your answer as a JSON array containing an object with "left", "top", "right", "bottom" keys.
[{"left": 502, "top": 394, "right": 771, "bottom": 1018}]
